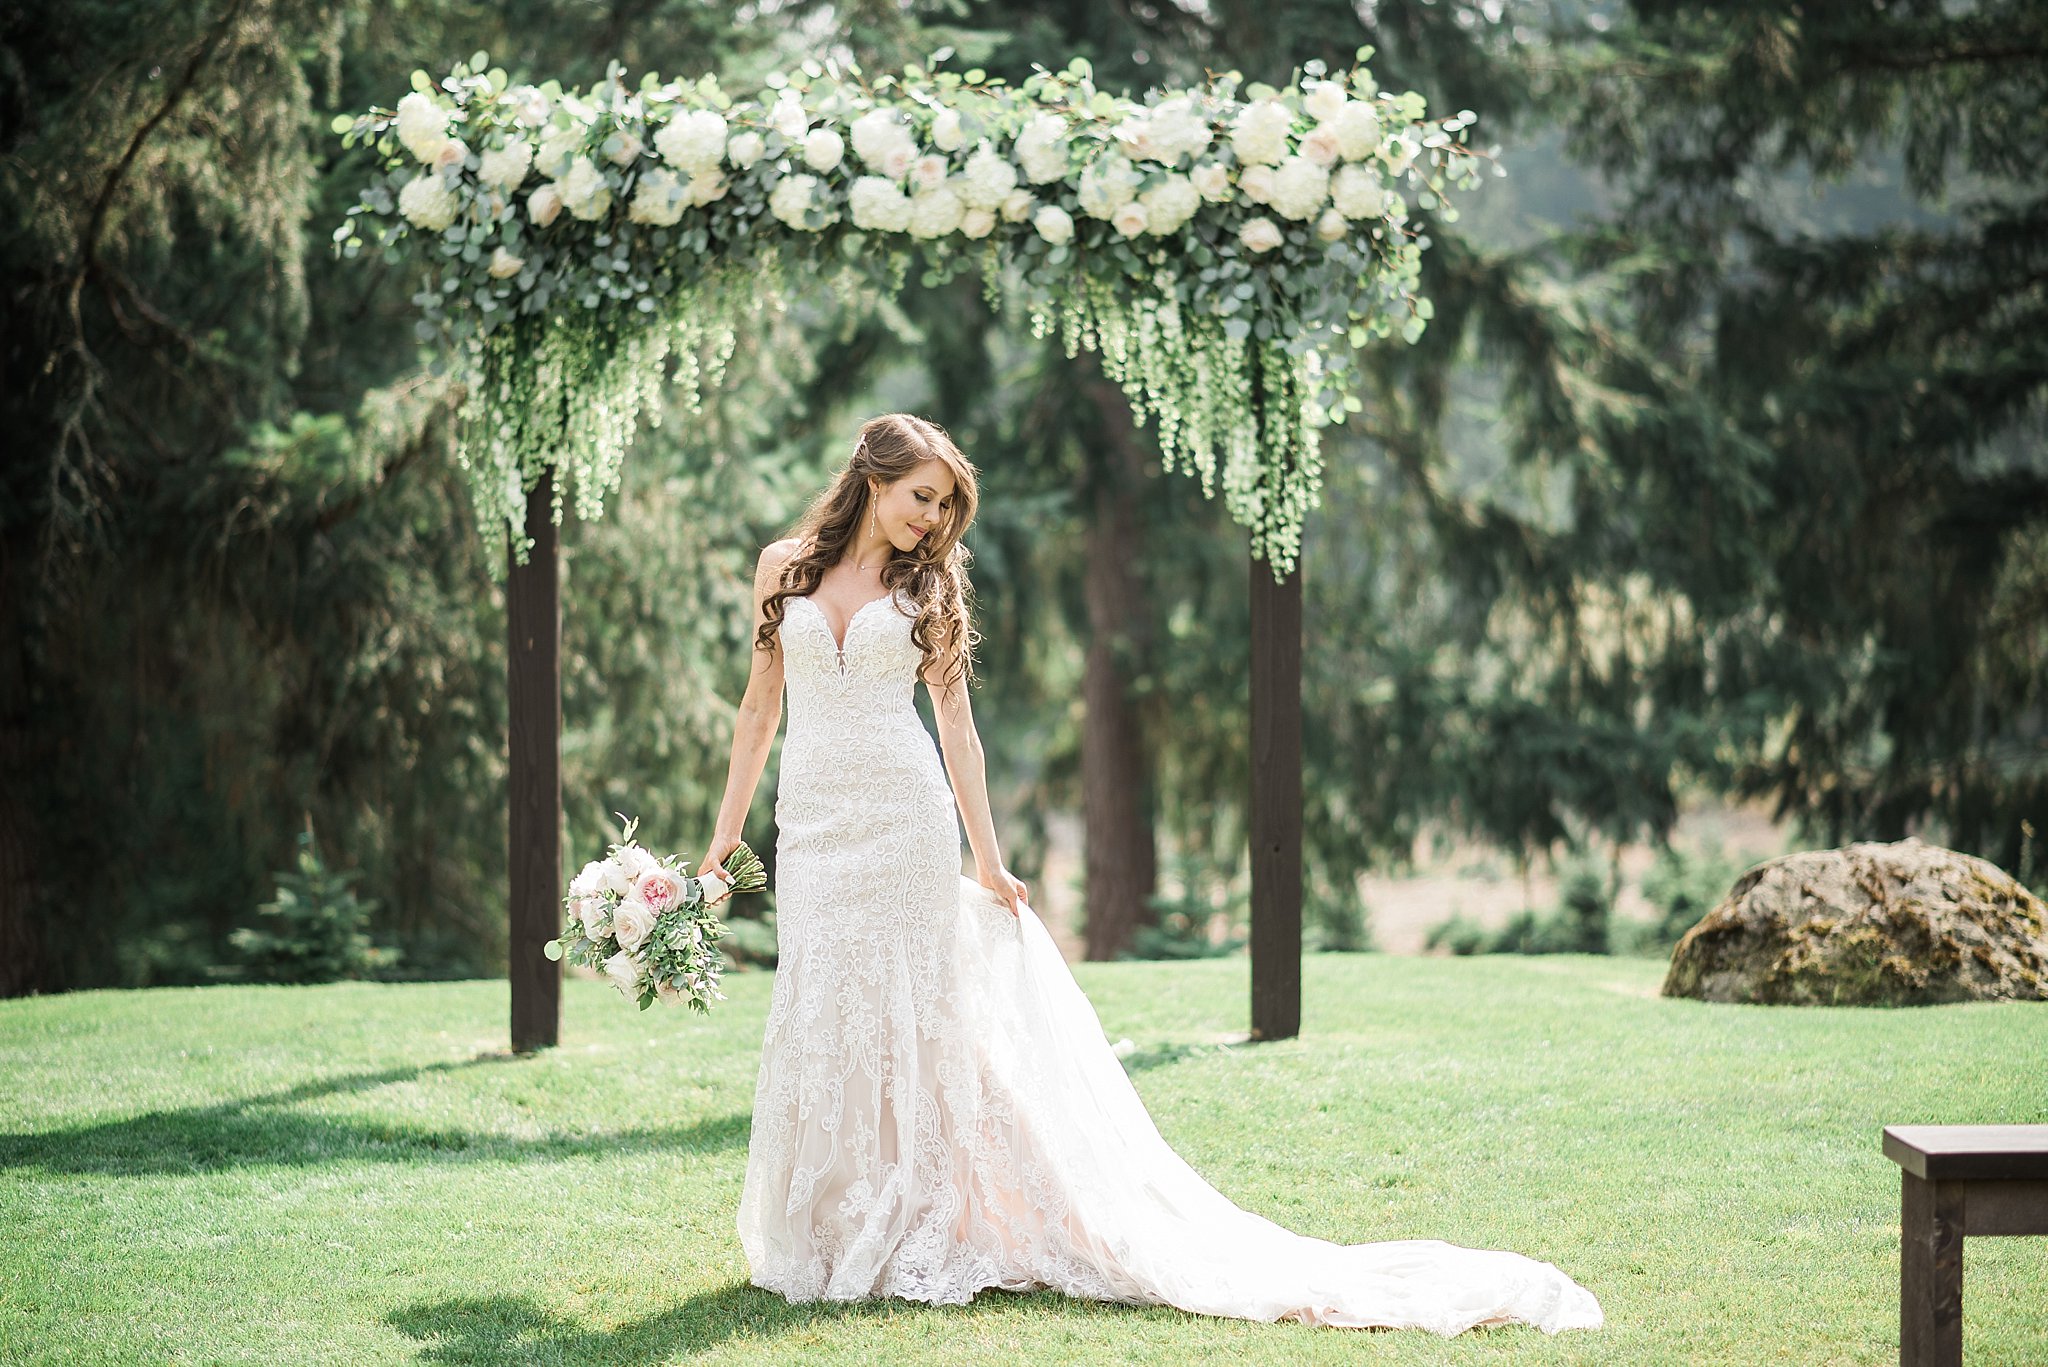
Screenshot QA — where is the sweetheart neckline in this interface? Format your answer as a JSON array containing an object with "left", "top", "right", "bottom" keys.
[{"left": 793, "top": 590, "right": 902, "bottom": 656}]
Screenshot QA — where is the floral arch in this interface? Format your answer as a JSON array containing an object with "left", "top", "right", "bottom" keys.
[{"left": 336, "top": 48, "right": 1487, "bottom": 1048}]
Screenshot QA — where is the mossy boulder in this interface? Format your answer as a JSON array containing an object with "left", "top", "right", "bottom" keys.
[{"left": 1661, "top": 836, "right": 2048, "bottom": 1006}]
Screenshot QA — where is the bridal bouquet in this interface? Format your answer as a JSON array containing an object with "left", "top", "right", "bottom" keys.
[{"left": 544, "top": 815, "right": 766, "bottom": 1012}]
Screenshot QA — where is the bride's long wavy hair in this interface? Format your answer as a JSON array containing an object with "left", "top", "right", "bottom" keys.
[{"left": 755, "top": 413, "right": 983, "bottom": 690}]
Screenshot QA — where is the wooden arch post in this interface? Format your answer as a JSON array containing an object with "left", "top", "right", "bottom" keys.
[
  {"left": 1249, "top": 550, "right": 1304, "bottom": 1042},
  {"left": 508, "top": 470, "right": 562, "bottom": 1053}
]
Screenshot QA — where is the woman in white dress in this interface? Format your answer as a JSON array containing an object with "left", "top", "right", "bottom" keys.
[{"left": 696, "top": 412, "right": 1604, "bottom": 1336}]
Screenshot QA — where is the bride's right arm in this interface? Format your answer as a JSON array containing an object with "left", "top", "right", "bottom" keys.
[{"left": 699, "top": 539, "right": 797, "bottom": 875}]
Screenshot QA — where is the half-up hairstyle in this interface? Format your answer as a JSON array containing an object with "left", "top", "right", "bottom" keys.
[{"left": 755, "top": 413, "right": 982, "bottom": 691}]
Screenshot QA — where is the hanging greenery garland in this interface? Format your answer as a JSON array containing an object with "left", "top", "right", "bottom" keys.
[{"left": 334, "top": 48, "right": 1492, "bottom": 580}]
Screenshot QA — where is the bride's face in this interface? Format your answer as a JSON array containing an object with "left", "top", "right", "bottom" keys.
[{"left": 871, "top": 458, "right": 957, "bottom": 553}]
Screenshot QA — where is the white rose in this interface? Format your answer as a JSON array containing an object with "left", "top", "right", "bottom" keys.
[
  {"left": 654, "top": 108, "right": 728, "bottom": 175},
  {"left": 396, "top": 173, "right": 460, "bottom": 232},
  {"left": 507, "top": 85, "right": 553, "bottom": 129},
  {"left": 613, "top": 845, "right": 658, "bottom": 880},
  {"left": 803, "top": 127, "right": 844, "bottom": 172},
  {"left": 768, "top": 172, "right": 822, "bottom": 229},
  {"left": 931, "top": 108, "right": 964, "bottom": 152},
  {"left": 880, "top": 145, "right": 915, "bottom": 182},
  {"left": 769, "top": 93, "right": 809, "bottom": 141},
  {"left": 911, "top": 153, "right": 949, "bottom": 192},
  {"left": 487, "top": 245, "right": 526, "bottom": 278},
  {"left": 960, "top": 143, "right": 1017, "bottom": 209},
  {"left": 654, "top": 977, "right": 686, "bottom": 1006},
  {"left": 1332, "top": 101, "right": 1383, "bottom": 160},
  {"left": 1140, "top": 173, "right": 1200, "bottom": 235},
  {"left": 727, "top": 130, "right": 766, "bottom": 168},
  {"left": 576, "top": 895, "right": 610, "bottom": 940},
  {"left": 395, "top": 91, "right": 448, "bottom": 165},
  {"left": 602, "top": 948, "right": 644, "bottom": 997},
  {"left": 1191, "top": 161, "right": 1233, "bottom": 203},
  {"left": 1139, "top": 95, "right": 1213, "bottom": 165},
  {"left": 559, "top": 155, "right": 611, "bottom": 220},
  {"left": 478, "top": 137, "right": 534, "bottom": 191},
  {"left": 688, "top": 170, "right": 729, "bottom": 205},
  {"left": 1238, "top": 163, "right": 1276, "bottom": 204},
  {"left": 1316, "top": 207, "right": 1348, "bottom": 242},
  {"left": 1230, "top": 97, "right": 1295, "bottom": 166},
  {"left": 535, "top": 127, "right": 582, "bottom": 180},
  {"left": 433, "top": 138, "right": 468, "bottom": 171},
  {"left": 609, "top": 898, "right": 658, "bottom": 952},
  {"left": 1238, "top": 216, "right": 1283, "bottom": 253},
  {"left": 959, "top": 206, "right": 997, "bottom": 239},
  {"left": 848, "top": 175, "right": 913, "bottom": 232},
  {"left": 569, "top": 859, "right": 606, "bottom": 896},
  {"left": 999, "top": 188, "right": 1035, "bottom": 222},
  {"left": 1303, "top": 79, "right": 1349, "bottom": 124},
  {"left": 526, "top": 182, "right": 562, "bottom": 227},
  {"left": 1300, "top": 124, "right": 1343, "bottom": 168},
  {"left": 1110, "top": 200, "right": 1149, "bottom": 238},
  {"left": 1330, "top": 163, "right": 1386, "bottom": 219},
  {"left": 1268, "top": 155, "right": 1330, "bottom": 221},
  {"left": 606, "top": 129, "right": 643, "bottom": 167},
  {"left": 1015, "top": 113, "right": 1070, "bottom": 184},
  {"left": 906, "top": 183, "right": 964, "bottom": 239},
  {"left": 628, "top": 166, "right": 686, "bottom": 225},
  {"left": 1032, "top": 203, "right": 1074, "bottom": 246}
]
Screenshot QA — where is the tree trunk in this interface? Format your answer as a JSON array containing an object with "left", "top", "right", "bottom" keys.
[
  {"left": 0, "top": 518, "right": 44, "bottom": 997},
  {"left": 1080, "top": 367, "right": 1159, "bottom": 961}
]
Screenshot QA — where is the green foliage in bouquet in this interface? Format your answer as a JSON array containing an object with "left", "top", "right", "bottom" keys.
[
  {"left": 545, "top": 815, "right": 767, "bottom": 1012},
  {"left": 229, "top": 823, "right": 405, "bottom": 984}
]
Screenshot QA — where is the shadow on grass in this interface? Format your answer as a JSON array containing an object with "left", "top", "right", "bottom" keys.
[
  {"left": 0, "top": 1052, "right": 751, "bottom": 1176},
  {"left": 1118, "top": 1040, "right": 1246, "bottom": 1073},
  {"left": 386, "top": 1281, "right": 1197, "bottom": 1363}
]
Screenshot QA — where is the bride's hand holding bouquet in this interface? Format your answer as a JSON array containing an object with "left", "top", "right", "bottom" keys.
[{"left": 545, "top": 815, "right": 766, "bottom": 1012}]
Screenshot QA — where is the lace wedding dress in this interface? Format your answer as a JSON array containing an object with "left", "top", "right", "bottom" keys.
[{"left": 736, "top": 586, "right": 1604, "bottom": 1336}]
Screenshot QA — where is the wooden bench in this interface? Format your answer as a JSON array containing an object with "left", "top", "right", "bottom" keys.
[{"left": 1882, "top": 1124, "right": 2048, "bottom": 1365}]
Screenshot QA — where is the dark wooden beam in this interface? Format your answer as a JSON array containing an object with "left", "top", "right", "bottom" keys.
[
  {"left": 1249, "top": 550, "right": 1303, "bottom": 1041},
  {"left": 508, "top": 469, "right": 562, "bottom": 1054}
]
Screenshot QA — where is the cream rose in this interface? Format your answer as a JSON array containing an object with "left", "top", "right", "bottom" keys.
[
  {"left": 931, "top": 108, "right": 964, "bottom": 152},
  {"left": 610, "top": 898, "right": 658, "bottom": 953},
  {"left": 999, "top": 188, "right": 1036, "bottom": 223},
  {"left": 526, "top": 182, "right": 563, "bottom": 227},
  {"left": 959, "top": 206, "right": 997, "bottom": 239},
  {"left": 602, "top": 948, "right": 644, "bottom": 997},
  {"left": 1032, "top": 203, "right": 1074, "bottom": 245},
  {"left": 1316, "top": 207, "right": 1348, "bottom": 242},
  {"left": 727, "top": 130, "right": 766, "bottom": 168},
  {"left": 606, "top": 130, "right": 644, "bottom": 167},
  {"left": 1238, "top": 164, "right": 1276, "bottom": 204},
  {"left": 1191, "top": 162, "right": 1233, "bottom": 203},
  {"left": 1110, "top": 200, "right": 1150, "bottom": 238},
  {"left": 576, "top": 896, "right": 610, "bottom": 940},
  {"left": 487, "top": 245, "right": 525, "bottom": 278},
  {"left": 802, "top": 127, "right": 844, "bottom": 172},
  {"left": 1238, "top": 216, "right": 1283, "bottom": 253}
]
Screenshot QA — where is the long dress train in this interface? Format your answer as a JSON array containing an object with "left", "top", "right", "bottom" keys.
[{"left": 736, "top": 586, "right": 1604, "bottom": 1336}]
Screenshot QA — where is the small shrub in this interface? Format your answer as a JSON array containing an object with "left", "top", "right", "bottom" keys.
[
  {"left": 227, "top": 822, "right": 402, "bottom": 984},
  {"left": 1623, "top": 841, "right": 1745, "bottom": 954},
  {"left": 1423, "top": 912, "right": 1491, "bottom": 956}
]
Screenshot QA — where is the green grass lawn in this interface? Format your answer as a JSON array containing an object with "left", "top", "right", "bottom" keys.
[{"left": 2, "top": 954, "right": 2043, "bottom": 1365}]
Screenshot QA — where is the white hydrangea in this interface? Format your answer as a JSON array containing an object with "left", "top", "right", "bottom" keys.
[
  {"left": 1303, "top": 79, "right": 1349, "bottom": 124},
  {"left": 397, "top": 171, "right": 460, "bottom": 231},
  {"left": 1238, "top": 216, "right": 1283, "bottom": 253},
  {"left": 851, "top": 108, "right": 914, "bottom": 170},
  {"left": 802, "top": 127, "right": 844, "bottom": 173},
  {"left": 654, "top": 108, "right": 728, "bottom": 175},
  {"left": 999, "top": 188, "right": 1035, "bottom": 222},
  {"left": 959, "top": 207, "right": 997, "bottom": 239},
  {"left": 559, "top": 155, "right": 612, "bottom": 220},
  {"left": 1268, "top": 155, "right": 1329, "bottom": 221},
  {"left": 1140, "top": 173, "right": 1200, "bottom": 235},
  {"left": 1330, "top": 163, "right": 1386, "bottom": 219},
  {"left": 769, "top": 93, "right": 809, "bottom": 140},
  {"left": 1115, "top": 94, "right": 1212, "bottom": 167},
  {"left": 906, "top": 183, "right": 965, "bottom": 239},
  {"left": 1229, "top": 97, "right": 1295, "bottom": 166},
  {"left": 1032, "top": 203, "right": 1074, "bottom": 245},
  {"left": 535, "top": 127, "right": 582, "bottom": 180},
  {"left": 848, "top": 175, "right": 913, "bottom": 232},
  {"left": 1191, "top": 162, "right": 1233, "bottom": 202},
  {"left": 727, "top": 131, "right": 766, "bottom": 168},
  {"left": 960, "top": 143, "right": 1017, "bottom": 210},
  {"left": 768, "top": 173, "right": 823, "bottom": 229},
  {"left": 931, "top": 108, "right": 964, "bottom": 152},
  {"left": 1015, "top": 113, "right": 1071, "bottom": 184},
  {"left": 1331, "top": 101, "right": 1383, "bottom": 160},
  {"left": 628, "top": 166, "right": 686, "bottom": 225},
  {"left": 1077, "top": 150, "right": 1141, "bottom": 220},
  {"left": 395, "top": 91, "right": 449, "bottom": 164},
  {"left": 506, "top": 84, "right": 553, "bottom": 129},
  {"left": 478, "top": 137, "right": 533, "bottom": 191}
]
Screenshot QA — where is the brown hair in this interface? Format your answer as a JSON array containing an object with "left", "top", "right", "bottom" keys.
[{"left": 754, "top": 413, "right": 982, "bottom": 691}]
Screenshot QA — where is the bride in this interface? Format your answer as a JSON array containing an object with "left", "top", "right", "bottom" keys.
[{"left": 696, "top": 411, "right": 1604, "bottom": 1336}]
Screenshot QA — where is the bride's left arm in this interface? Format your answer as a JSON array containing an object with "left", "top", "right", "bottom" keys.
[{"left": 923, "top": 649, "right": 1028, "bottom": 913}]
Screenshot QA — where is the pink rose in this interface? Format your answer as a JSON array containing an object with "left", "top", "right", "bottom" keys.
[{"left": 634, "top": 868, "right": 683, "bottom": 915}]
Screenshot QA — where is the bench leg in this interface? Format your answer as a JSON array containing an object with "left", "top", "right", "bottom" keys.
[{"left": 1900, "top": 1171, "right": 1963, "bottom": 1367}]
